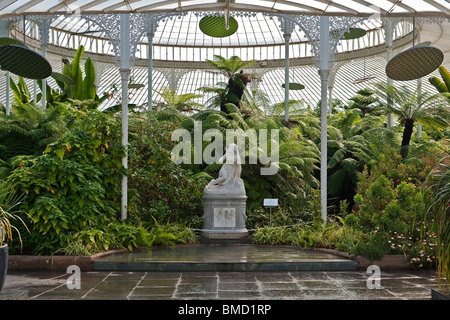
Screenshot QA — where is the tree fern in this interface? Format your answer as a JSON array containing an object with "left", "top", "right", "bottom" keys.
[
  {"left": 372, "top": 82, "right": 449, "bottom": 157},
  {"left": 0, "top": 102, "right": 75, "bottom": 162},
  {"left": 154, "top": 106, "right": 187, "bottom": 123}
]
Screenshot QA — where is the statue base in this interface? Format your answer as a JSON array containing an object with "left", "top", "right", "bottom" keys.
[{"left": 201, "top": 193, "right": 248, "bottom": 240}]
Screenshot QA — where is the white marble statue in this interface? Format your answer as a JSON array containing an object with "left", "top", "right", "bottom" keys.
[{"left": 204, "top": 143, "right": 245, "bottom": 195}]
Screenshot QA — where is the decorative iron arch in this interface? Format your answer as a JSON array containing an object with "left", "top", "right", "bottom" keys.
[{"left": 263, "top": 13, "right": 367, "bottom": 70}]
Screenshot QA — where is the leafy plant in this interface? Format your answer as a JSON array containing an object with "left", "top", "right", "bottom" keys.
[
  {"left": 56, "top": 46, "right": 109, "bottom": 109},
  {"left": 424, "top": 158, "right": 450, "bottom": 290},
  {"left": 0, "top": 182, "right": 29, "bottom": 249},
  {"left": 252, "top": 226, "right": 297, "bottom": 245},
  {"left": 154, "top": 87, "right": 204, "bottom": 113},
  {"left": 6, "top": 110, "right": 125, "bottom": 254},
  {"left": 9, "top": 76, "right": 33, "bottom": 104},
  {"left": 0, "top": 102, "right": 78, "bottom": 179},
  {"left": 373, "top": 82, "right": 449, "bottom": 158},
  {"left": 429, "top": 66, "right": 450, "bottom": 95},
  {"left": 346, "top": 88, "right": 380, "bottom": 116},
  {"left": 127, "top": 112, "right": 206, "bottom": 227}
]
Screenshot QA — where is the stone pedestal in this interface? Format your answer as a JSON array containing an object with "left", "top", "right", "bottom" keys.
[{"left": 201, "top": 193, "right": 248, "bottom": 239}]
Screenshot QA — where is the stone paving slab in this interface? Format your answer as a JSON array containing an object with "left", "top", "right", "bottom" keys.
[{"left": 1, "top": 270, "right": 441, "bottom": 300}]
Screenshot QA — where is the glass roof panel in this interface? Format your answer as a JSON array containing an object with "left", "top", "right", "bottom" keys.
[
  {"left": 2, "top": 0, "right": 29, "bottom": 12},
  {"left": 409, "top": 0, "right": 445, "bottom": 11},
  {"left": 390, "top": 6, "right": 409, "bottom": 14},
  {"left": 87, "top": 0, "right": 124, "bottom": 12},
  {"left": 364, "top": 0, "right": 395, "bottom": 12},
  {"left": 27, "top": 0, "right": 61, "bottom": 11},
  {"left": 271, "top": 0, "right": 327, "bottom": 12},
  {"left": 1, "top": 0, "right": 450, "bottom": 17},
  {"left": 42, "top": 10, "right": 385, "bottom": 52},
  {"left": 332, "top": 0, "right": 379, "bottom": 14}
]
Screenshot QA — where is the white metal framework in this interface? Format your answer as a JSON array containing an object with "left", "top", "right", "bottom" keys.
[{"left": 1, "top": 0, "right": 450, "bottom": 18}]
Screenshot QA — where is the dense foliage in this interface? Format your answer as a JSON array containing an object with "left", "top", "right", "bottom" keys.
[{"left": 0, "top": 54, "right": 449, "bottom": 289}]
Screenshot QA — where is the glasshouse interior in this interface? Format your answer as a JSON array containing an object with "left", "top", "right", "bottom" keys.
[{"left": 0, "top": 0, "right": 450, "bottom": 302}]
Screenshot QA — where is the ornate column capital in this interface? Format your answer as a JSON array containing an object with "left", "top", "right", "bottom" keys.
[{"left": 77, "top": 12, "right": 186, "bottom": 67}]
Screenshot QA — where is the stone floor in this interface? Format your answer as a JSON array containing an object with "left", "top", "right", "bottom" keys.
[
  {"left": 0, "top": 245, "right": 444, "bottom": 302},
  {"left": 1, "top": 269, "right": 440, "bottom": 300}
]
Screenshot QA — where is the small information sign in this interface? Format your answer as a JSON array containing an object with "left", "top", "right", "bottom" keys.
[{"left": 263, "top": 199, "right": 278, "bottom": 207}]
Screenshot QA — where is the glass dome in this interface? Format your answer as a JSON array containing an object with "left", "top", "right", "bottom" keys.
[
  {"left": 1, "top": 1, "right": 450, "bottom": 110},
  {"left": 2, "top": 0, "right": 450, "bottom": 18}
]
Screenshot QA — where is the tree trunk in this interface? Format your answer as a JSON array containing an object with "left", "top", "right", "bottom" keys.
[
  {"left": 224, "top": 72, "right": 250, "bottom": 112},
  {"left": 401, "top": 118, "right": 415, "bottom": 158}
]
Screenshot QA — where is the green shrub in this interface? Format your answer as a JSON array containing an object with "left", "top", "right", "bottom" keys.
[
  {"left": 127, "top": 116, "right": 206, "bottom": 227},
  {"left": 352, "top": 231, "right": 391, "bottom": 260},
  {"left": 7, "top": 110, "right": 124, "bottom": 255},
  {"left": 351, "top": 165, "right": 426, "bottom": 234}
]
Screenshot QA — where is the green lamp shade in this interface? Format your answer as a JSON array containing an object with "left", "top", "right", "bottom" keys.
[
  {"left": 386, "top": 46, "right": 443, "bottom": 81},
  {"left": 342, "top": 28, "right": 366, "bottom": 40},
  {"left": 331, "top": 28, "right": 366, "bottom": 40},
  {"left": 282, "top": 83, "right": 305, "bottom": 90},
  {"left": 199, "top": 15, "right": 238, "bottom": 38},
  {"left": 0, "top": 44, "right": 52, "bottom": 79}
]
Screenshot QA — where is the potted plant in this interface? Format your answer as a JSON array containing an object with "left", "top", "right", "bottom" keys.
[{"left": 0, "top": 187, "right": 29, "bottom": 292}]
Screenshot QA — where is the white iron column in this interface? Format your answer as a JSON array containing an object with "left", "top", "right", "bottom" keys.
[
  {"left": 0, "top": 20, "right": 10, "bottom": 115},
  {"left": 120, "top": 14, "right": 131, "bottom": 221},
  {"left": 147, "top": 27, "right": 154, "bottom": 111},
  {"left": 385, "top": 19, "right": 394, "bottom": 129},
  {"left": 5, "top": 72, "right": 10, "bottom": 116},
  {"left": 283, "top": 18, "right": 291, "bottom": 123},
  {"left": 319, "top": 16, "right": 330, "bottom": 225},
  {"left": 416, "top": 78, "right": 423, "bottom": 140},
  {"left": 327, "top": 67, "right": 338, "bottom": 114},
  {"left": 39, "top": 18, "right": 50, "bottom": 110},
  {"left": 415, "top": 31, "right": 423, "bottom": 140}
]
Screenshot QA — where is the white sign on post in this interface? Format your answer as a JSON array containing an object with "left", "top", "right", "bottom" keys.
[
  {"left": 263, "top": 199, "right": 278, "bottom": 207},
  {"left": 263, "top": 199, "right": 278, "bottom": 227}
]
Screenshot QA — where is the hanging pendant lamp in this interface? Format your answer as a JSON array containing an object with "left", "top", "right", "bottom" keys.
[
  {"left": 386, "top": 19, "right": 443, "bottom": 81},
  {"left": 0, "top": 44, "right": 52, "bottom": 79}
]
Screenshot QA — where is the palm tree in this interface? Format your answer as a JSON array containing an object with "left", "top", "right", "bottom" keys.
[
  {"left": 373, "top": 82, "right": 450, "bottom": 158},
  {"left": 205, "top": 55, "right": 258, "bottom": 113}
]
